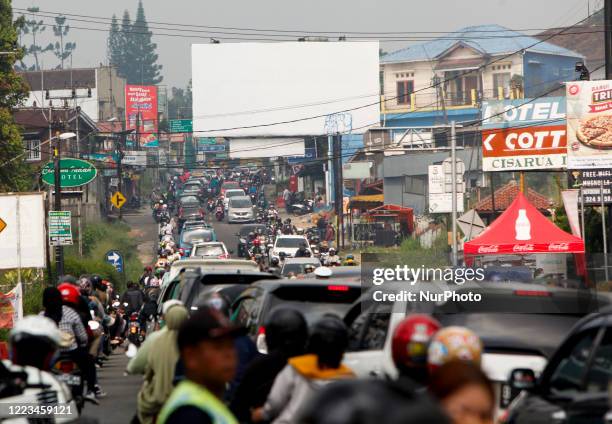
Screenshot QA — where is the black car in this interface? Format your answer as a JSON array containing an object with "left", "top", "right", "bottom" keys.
[
  {"left": 235, "top": 224, "right": 267, "bottom": 257},
  {"left": 504, "top": 306, "right": 612, "bottom": 424}
]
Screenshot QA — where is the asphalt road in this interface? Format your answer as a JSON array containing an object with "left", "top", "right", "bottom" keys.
[{"left": 209, "top": 217, "right": 242, "bottom": 257}]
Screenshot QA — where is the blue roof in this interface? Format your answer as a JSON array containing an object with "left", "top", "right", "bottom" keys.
[{"left": 381, "top": 24, "right": 582, "bottom": 64}]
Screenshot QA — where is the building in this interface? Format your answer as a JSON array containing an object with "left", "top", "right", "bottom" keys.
[
  {"left": 380, "top": 24, "right": 582, "bottom": 128},
  {"left": 19, "top": 66, "right": 126, "bottom": 122}
]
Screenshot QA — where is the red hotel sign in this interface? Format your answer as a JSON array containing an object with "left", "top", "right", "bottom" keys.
[{"left": 481, "top": 125, "right": 567, "bottom": 171}]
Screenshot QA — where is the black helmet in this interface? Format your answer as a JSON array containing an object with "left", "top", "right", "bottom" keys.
[
  {"left": 299, "top": 379, "right": 450, "bottom": 424},
  {"left": 265, "top": 308, "right": 308, "bottom": 357},
  {"left": 195, "top": 292, "right": 231, "bottom": 317},
  {"left": 308, "top": 314, "right": 348, "bottom": 369},
  {"left": 90, "top": 275, "right": 104, "bottom": 290},
  {"left": 270, "top": 257, "right": 280, "bottom": 267}
]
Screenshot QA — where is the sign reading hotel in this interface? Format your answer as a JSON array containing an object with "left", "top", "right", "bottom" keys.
[{"left": 481, "top": 97, "right": 567, "bottom": 171}]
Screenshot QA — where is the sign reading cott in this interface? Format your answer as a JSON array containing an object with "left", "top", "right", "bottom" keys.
[{"left": 481, "top": 97, "right": 567, "bottom": 171}]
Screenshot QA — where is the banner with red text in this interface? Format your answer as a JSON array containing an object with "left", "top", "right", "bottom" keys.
[{"left": 125, "top": 85, "right": 158, "bottom": 148}]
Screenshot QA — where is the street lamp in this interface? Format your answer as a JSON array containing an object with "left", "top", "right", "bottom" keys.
[{"left": 53, "top": 131, "right": 76, "bottom": 279}]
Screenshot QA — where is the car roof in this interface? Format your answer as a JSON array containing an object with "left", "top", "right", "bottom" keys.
[
  {"left": 276, "top": 235, "right": 307, "bottom": 239},
  {"left": 225, "top": 189, "right": 245, "bottom": 193},
  {"left": 283, "top": 258, "right": 321, "bottom": 264},
  {"left": 251, "top": 278, "right": 361, "bottom": 291},
  {"left": 165, "top": 258, "right": 259, "bottom": 283},
  {"left": 192, "top": 241, "right": 225, "bottom": 246}
]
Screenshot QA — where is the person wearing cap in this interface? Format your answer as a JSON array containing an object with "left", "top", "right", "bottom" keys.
[
  {"left": 314, "top": 266, "right": 332, "bottom": 279},
  {"left": 157, "top": 307, "right": 242, "bottom": 424},
  {"left": 137, "top": 303, "right": 189, "bottom": 424}
]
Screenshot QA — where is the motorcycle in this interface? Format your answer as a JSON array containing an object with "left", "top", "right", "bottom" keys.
[
  {"left": 215, "top": 205, "right": 225, "bottom": 221},
  {"left": 127, "top": 312, "right": 143, "bottom": 347},
  {"left": 206, "top": 200, "right": 216, "bottom": 213},
  {"left": 291, "top": 199, "right": 314, "bottom": 215}
]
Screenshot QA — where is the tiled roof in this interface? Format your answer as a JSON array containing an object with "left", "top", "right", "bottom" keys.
[
  {"left": 19, "top": 69, "right": 96, "bottom": 91},
  {"left": 475, "top": 180, "right": 551, "bottom": 212},
  {"left": 381, "top": 24, "right": 582, "bottom": 64}
]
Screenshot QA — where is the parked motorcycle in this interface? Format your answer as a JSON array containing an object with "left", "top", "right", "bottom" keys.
[{"left": 291, "top": 199, "right": 314, "bottom": 215}]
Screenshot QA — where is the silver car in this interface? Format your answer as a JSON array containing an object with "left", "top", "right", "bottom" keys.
[{"left": 227, "top": 196, "right": 254, "bottom": 223}]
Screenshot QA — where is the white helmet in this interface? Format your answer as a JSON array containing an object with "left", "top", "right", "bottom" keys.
[
  {"left": 314, "top": 266, "right": 332, "bottom": 279},
  {"left": 10, "top": 315, "right": 63, "bottom": 347},
  {"left": 162, "top": 299, "right": 183, "bottom": 315}
]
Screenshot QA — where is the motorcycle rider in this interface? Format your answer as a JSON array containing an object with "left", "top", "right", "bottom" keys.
[
  {"left": 303, "top": 264, "right": 316, "bottom": 275},
  {"left": 267, "top": 257, "right": 282, "bottom": 276},
  {"left": 121, "top": 282, "right": 145, "bottom": 316},
  {"left": 391, "top": 315, "right": 441, "bottom": 388},
  {"left": 427, "top": 326, "right": 483, "bottom": 373},
  {"left": 139, "top": 266, "right": 154, "bottom": 286},
  {"left": 249, "top": 238, "right": 265, "bottom": 258},
  {"left": 252, "top": 315, "right": 354, "bottom": 424},
  {"left": 157, "top": 307, "right": 242, "bottom": 424},
  {"left": 230, "top": 308, "right": 308, "bottom": 423},
  {"left": 325, "top": 248, "right": 341, "bottom": 266},
  {"left": 294, "top": 242, "right": 311, "bottom": 258},
  {"left": 9, "top": 315, "right": 63, "bottom": 370},
  {"left": 282, "top": 219, "right": 295, "bottom": 235}
]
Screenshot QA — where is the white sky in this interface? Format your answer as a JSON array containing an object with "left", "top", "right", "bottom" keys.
[{"left": 12, "top": 0, "right": 598, "bottom": 89}]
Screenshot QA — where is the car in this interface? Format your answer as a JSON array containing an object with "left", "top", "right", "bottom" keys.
[
  {"left": 270, "top": 235, "right": 310, "bottom": 261},
  {"left": 232, "top": 278, "right": 362, "bottom": 353},
  {"left": 227, "top": 196, "right": 255, "bottom": 223},
  {"left": 190, "top": 241, "right": 230, "bottom": 259},
  {"left": 178, "top": 227, "right": 216, "bottom": 256},
  {"left": 178, "top": 194, "right": 200, "bottom": 206},
  {"left": 280, "top": 257, "right": 322, "bottom": 276},
  {"left": 181, "top": 219, "right": 211, "bottom": 233},
  {"left": 503, "top": 306, "right": 612, "bottom": 424},
  {"left": 223, "top": 188, "right": 247, "bottom": 211},
  {"left": 341, "top": 280, "right": 610, "bottom": 419},
  {"left": 236, "top": 224, "right": 268, "bottom": 257},
  {"left": 220, "top": 181, "right": 240, "bottom": 196}
]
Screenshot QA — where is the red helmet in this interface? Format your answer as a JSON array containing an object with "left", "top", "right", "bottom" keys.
[
  {"left": 58, "top": 283, "right": 81, "bottom": 305},
  {"left": 392, "top": 314, "right": 441, "bottom": 371},
  {"left": 253, "top": 239, "right": 261, "bottom": 246}
]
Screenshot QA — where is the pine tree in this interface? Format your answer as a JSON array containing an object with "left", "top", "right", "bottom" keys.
[
  {"left": 0, "top": 0, "right": 33, "bottom": 191},
  {"left": 131, "top": 0, "right": 162, "bottom": 85},
  {"left": 52, "top": 15, "right": 76, "bottom": 69},
  {"left": 117, "top": 10, "right": 134, "bottom": 81},
  {"left": 107, "top": 14, "right": 121, "bottom": 68}
]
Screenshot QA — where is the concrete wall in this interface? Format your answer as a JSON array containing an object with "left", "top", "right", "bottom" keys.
[{"left": 97, "top": 66, "right": 126, "bottom": 122}]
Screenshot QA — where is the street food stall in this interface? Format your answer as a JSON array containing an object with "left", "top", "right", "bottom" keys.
[{"left": 351, "top": 204, "right": 414, "bottom": 247}]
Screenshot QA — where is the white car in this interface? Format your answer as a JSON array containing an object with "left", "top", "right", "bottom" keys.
[
  {"left": 190, "top": 241, "right": 230, "bottom": 259},
  {"left": 270, "top": 235, "right": 311, "bottom": 261},
  {"left": 223, "top": 189, "right": 246, "bottom": 211},
  {"left": 341, "top": 281, "right": 574, "bottom": 419},
  {"left": 227, "top": 196, "right": 254, "bottom": 223}
]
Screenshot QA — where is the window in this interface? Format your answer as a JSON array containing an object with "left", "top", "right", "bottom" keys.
[
  {"left": 404, "top": 176, "right": 425, "bottom": 194},
  {"left": 548, "top": 329, "right": 598, "bottom": 394},
  {"left": 397, "top": 80, "right": 414, "bottom": 105},
  {"left": 25, "top": 139, "right": 41, "bottom": 162},
  {"left": 584, "top": 329, "right": 612, "bottom": 393},
  {"left": 493, "top": 72, "right": 511, "bottom": 97},
  {"left": 347, "top": 302, "right": 393, "bottom": 352}
]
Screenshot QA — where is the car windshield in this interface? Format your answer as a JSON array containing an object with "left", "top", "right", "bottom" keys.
[
  {"left": 194, "top": 244, "right": 225, "bottom": 256},
  {"left": 223, "top": 182, "right": 240, "bottom": 190},
  {"left": 282, "top": 262, "right": 320, "bottom": 275},
  {"left": 230, "top": 198, "right": 252, "bottom": 208},
  {"left": 184, "top": 230, "right": 213, "bottom": 243},
  {"left": 180, "top": 196, "right": 199, "bottom": 204},
  {"left": 226, "top": 190, "right": 245, "bottom": 198},
  {"left": 276, "top": 238, "right": 305, "bottom": 248}
]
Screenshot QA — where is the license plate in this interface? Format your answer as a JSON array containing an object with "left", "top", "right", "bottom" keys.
[
  {"left": 57, "top": 374, "right": 81, "bottom": 386},
  {"left": 499, "top": 383, "right": 521, "bottom": 409}
]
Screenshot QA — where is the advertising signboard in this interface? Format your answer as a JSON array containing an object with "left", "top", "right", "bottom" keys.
[
  {"left": 566, "top": 81, "right": 612, "bottom": 169},
  {"left": 48, "top": 211, "right": 73, "bottom": 246},
  {"left": 571, "top": 169, "right": 612, "bottom": 205},
  {"left": 169, "top": 119, "right": 193, "bottom": 133},
  {"left": 41, "top": 158, "right": 97, "bottom": 188},
  {"left": 481, "top": 97, "right": 567, "bottom": 171},
  {"left": 125, "top": 85, "right": 158, "bottom": 148},
  {"left": 0, "top": 193, "right": 46, "bottom": 269},
  {"left": 122, "top": 151, "right": 147, "bottom": 166}
]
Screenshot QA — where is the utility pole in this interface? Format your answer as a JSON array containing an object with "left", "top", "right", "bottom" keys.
[
  {"left": 53, "top": 129, "right": 64, "bottom": 278},
  {"left": 117, "top": 135, "right": 124, "bottom": 220},
  {"left": 333, "top": 134, "right": 344, "bottom": 249},
  {"left": 451, "top": 121, "right": 458, "bottom": 267}
]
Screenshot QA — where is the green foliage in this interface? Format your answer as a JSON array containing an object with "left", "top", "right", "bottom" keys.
[
  {"left": 362, "top": 231, "right": 450, "bottom": 269},
  {"left": 168, "top": 81, "right": 192, "bottom": 120},
  {"left": 51, "top": 15, "right": 76, "bottom": 69},
  {"left": 16, "top": 6, "right": 53, "bottom": 70},
  {"left": 108, "top": 2, "right": 162, "bottom": 85}
]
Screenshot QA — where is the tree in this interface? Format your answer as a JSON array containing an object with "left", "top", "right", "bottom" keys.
[
  {"left": 51, "top": 15, "right": 76, "bottom": 69},
  {"left": 131, "top": 0, "right": 162, "bottom": 85},
  {"left": 107, "top": 14, "right": 122, "bottom": 68},
  {"left": 17, "top": 7, "right": 53, "bottom": 70},
  {"left": 0, "top": 0, "right": 33, "bottom": 192},
  {"left": 167, "top": 80, "right": 192, "bottom": 120}
]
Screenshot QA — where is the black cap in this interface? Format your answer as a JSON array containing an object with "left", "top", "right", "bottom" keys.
[{"left": 178, "top": 307, "right": 244, "bottom": 351}]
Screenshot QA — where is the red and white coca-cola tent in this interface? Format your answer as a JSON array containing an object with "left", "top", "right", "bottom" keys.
[{"left": 464, "top": 192, "right": 584, "bottom": 256}]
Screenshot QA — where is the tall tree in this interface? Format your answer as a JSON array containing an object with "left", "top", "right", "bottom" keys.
[
  {"left": 51, "top": 15, "right": 76, "bottom": 69},
  {"left": 107, "top": 14, "right": 122, "bottom": 67},
  {"left": 109, "top": 10, "right": 134, "bottom": 81},
  {"left": 168, "top": 80, "right": 192, "bottom": 119},
  {"left": 17, "top": 7, "right": 53, "bottom": 70},
  {"left": 131, "top": 1, "right": 162, "bottom": 85},
  {"left": 0, "top": 0, "right": 33, "bottom": 191}
]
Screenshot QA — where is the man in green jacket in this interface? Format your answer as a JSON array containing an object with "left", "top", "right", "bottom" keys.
[{"left": 157, "top": 307, "right": 243, "bottom": 424}]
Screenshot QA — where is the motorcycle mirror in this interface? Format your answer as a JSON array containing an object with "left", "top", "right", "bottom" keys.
[
  {"left": 88, "top": 320, "right": 101, "bottom": 331},
  {"left": 126, "top": 343, "right": 138, "bottom": 358}
]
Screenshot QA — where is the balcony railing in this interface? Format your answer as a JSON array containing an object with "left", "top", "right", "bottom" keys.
[{"left": 381, "top": 87, "right": 524, "bottom": 114}]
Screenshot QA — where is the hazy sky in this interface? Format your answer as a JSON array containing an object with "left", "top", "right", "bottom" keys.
[{"left": 13, "top": 0, "right": 597, "bottom": 89}]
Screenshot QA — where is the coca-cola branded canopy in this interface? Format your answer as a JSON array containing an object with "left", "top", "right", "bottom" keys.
[{"left": 464, "top": 192, "right": 584, "bottom": 256}]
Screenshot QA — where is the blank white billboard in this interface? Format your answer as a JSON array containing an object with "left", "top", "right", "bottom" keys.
[
  {"left": 0, "top": 193, "right": 46, "bottom": 269},
  {"left": 192, "top": 41, "right": 380, "bottom": 137},
  {"left": 229, "top": 138, "right": 305, "bottom": 159}
]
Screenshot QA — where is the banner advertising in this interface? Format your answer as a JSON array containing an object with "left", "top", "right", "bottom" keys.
[
  {"left": 125, "top": 85, "right": 158, "bottom": 148},
  {"left": 481, "top": 97, "right": 566, "bottom": 171},
  {"left": 0, "top": 283, "right": 23, "bottom": 329},
  {"left": 566, "top": 81, "right": 612, "bottom": 169}
]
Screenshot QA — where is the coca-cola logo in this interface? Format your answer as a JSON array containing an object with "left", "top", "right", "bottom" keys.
[
  {"left": 513, "top": 244, "right": 535, "bottom": 252},
  {"left": 548, "top": 243, "right": 569, "bottom": 251},
  {"left": 478, "top": 245, "right": 499, "bottom": 253}
]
